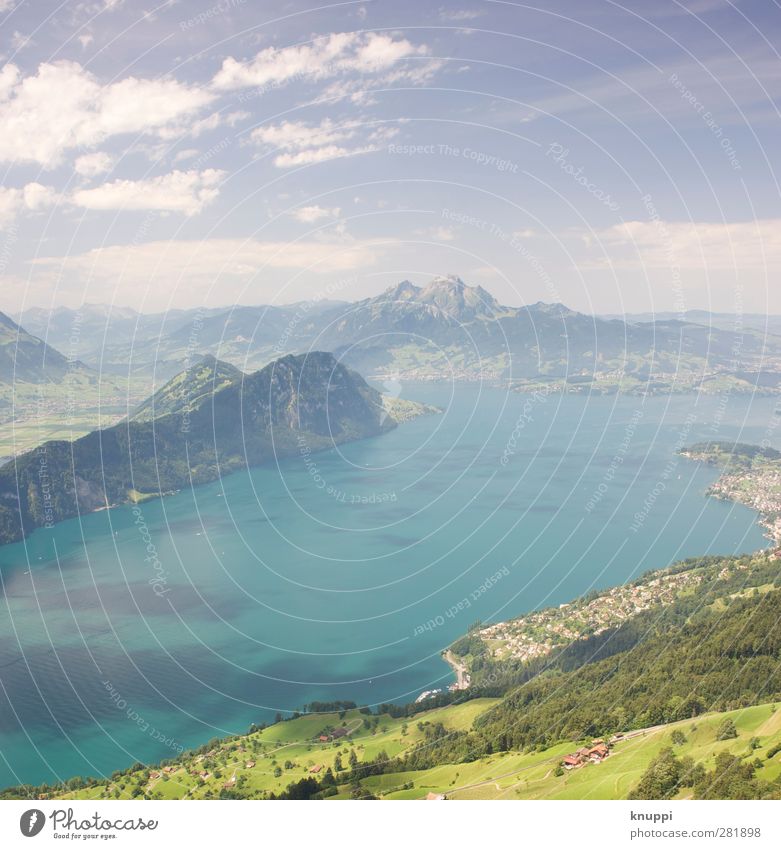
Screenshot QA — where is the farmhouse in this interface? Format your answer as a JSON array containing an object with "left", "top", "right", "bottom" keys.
[
  {"left": 561, "top": 741, "right": 611, "bottom": 770},
  {"left": 589, "top": 744, "right": 609, "bottom": 761}
]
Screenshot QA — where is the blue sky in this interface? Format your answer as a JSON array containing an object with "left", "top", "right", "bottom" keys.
[{"left": 0, "top": 0, "right": 779, "bottom": 314}]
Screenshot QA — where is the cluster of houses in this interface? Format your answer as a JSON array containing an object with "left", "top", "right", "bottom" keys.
[
  {"left": 146, "top": 765, "right": 179, "bottom": 784},
  {"left": 709, "top": 467, "right": 781, "bottom": 543},
  {"left": 479, "top": 568, "right": 705, "bottom": 664},
  {"left": 315, "top": 726, "right": 349, "bottom": 743},
  {"left": 561, "top": 741, "right": 610, "bottom": 770}
]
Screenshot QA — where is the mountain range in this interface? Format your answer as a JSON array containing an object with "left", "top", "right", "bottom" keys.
[
  {"left": 601, "top": 309, "right": 781, "bottom": 337},
  {"left": 13, "top": 277, "right": 781, "bottom": 391}
]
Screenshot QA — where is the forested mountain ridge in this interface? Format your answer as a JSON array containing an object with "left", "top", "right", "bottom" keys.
[
  {"left": 0, "top": 352, "right": 394, "bottom": 545},
  {"left": 130, "top": 355, "right": 243, "bottom": 422}
]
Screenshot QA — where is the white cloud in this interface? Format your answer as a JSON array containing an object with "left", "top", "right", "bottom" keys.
[
  {"left": 0, "top": 167, "right": 222, "bottom": 224},
  {"left": 173, "top": 148, "right": 199, "bottom": 164},
  {"left": 427, "top": 226, "right": 456, "bottom": 241},
  {"left": 78, "top": 33, "right": 94, "bottom": 50},
  {"left": 439, "top": 7, "right": 483, "bottom": 21},
  {"left": 315, "top": 54, "right": 444, "bottom": 105},
  {"left": 0, "top": 182, "right": 57, "bottom": 225},
  {"left": 292, "top": 205, "right": 341, "bottom": 223},
  {"left": 27, "top": 237, "right": 391, "bottom": 308},
  {"left": 212, "top": 31, "right": 429, "bottom": 91},
  {"left": 587, "top": 219, "right": 781, "bottom": 270},
  {"left": 0, "top": 61, "right": 214, "bottom": 167},
  {"left": 23, "top": 182, "right": 56, "bottom": 211},
  {"left": 252, "top": 118, "right": 354, "bottom": 151},
  {"left": 273, "top": 144, "right": 377, "bottom": 169},
  {"left": 251, "top": 118, "right": 394, "bottom": 169},
  {"left": 71, "top": 169, "right": 224, "bottom": 215},
  {"left": 74, "top": 151, "right": 116, "bottom": 177}
]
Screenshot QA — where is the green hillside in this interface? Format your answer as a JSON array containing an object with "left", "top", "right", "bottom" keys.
[
  {"left": 130, "top": 355, "right": 243, "bottom": 422},
  {"left": 5, "top": 699, "right": 780, "bottom": 802},
  {"left": 5, "top": 550, "right": 781, "bottom": 801}
]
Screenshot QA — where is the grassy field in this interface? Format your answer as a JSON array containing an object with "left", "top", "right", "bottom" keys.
[
  {"left": 371, "top": 702, "right": 781, "bottom": 800},
  {"left": 46, "top": 697, "right": 781, "bottom": 801},
  {"left": 57, "top": 699, "right": 500, "bottom": 801}
]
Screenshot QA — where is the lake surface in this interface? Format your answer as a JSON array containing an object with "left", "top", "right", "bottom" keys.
[{"left": 0, "top": 386, "right": 777, "bottom": 787}]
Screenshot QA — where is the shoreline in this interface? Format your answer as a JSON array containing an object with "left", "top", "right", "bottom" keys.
[{"left": 442, "top": 649, "right": 471, "bottom": 691}]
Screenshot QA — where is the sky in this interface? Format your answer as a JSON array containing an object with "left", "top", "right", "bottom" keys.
[{"left": 0, "top": 0, "right": 779, "bottom": 315}]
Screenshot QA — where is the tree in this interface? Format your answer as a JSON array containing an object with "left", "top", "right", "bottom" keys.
[
  {"left": 274, "top": 777, "right": 321, "bottom": 800},
  {"left": 670, "top": 730, "right": 687, "bottom": 746},
  {"left": 694, "top": 752, "right": 771, "bottom": 799},
  {"left": 629, "top": 748, "right": 702, "bottom": 800},
  {"left": 716, "top": 718, "right": 738, "bottom": 740},
  {"left": 334, "top": 755, "right": 343, "bottom": 772}
]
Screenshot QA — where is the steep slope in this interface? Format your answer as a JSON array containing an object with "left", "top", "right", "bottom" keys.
[
  {"left": 130, "top": 355, "right": 243, "bottom": 422},
  {"left": 0, "top": 310, "right": 85, "bottom": 383},
  {"left": 0, "top": 352, "right": 393, "bottom": 545},
  {"left": 464, "top": 554, "right": 781, "bottom": 750}
]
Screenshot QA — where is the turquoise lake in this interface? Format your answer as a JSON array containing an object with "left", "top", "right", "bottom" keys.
[{"left": 0, "top": 386, "right": 777, "bottom": 787}]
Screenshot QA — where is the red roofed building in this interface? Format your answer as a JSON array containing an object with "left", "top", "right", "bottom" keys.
[{"left": 589, "top": 744, "right": 609, "bottom": 760}]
